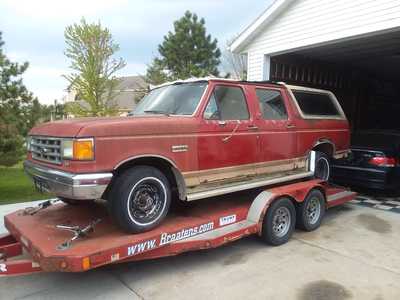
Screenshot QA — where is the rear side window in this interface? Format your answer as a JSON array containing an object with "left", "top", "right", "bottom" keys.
[
  {"left": 255, "top": 89, "right": 287, "bottom": 120},
  {"left": 204, "top": 86, "right": 249, "bottom": 120},
  {"left": 292, "top": 90, "right": 341, "bottom": 117}
]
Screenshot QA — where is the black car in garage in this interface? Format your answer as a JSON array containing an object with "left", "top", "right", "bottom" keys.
[{"left": 332, "top": 130, "right": 400, "bottom": 191}]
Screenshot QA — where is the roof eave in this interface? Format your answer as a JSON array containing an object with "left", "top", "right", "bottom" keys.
[{"left": 230, "top": 0, "right": 294, "bottom": 53}]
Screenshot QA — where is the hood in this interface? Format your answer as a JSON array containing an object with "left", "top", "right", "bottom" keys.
[{"left": 29, "top": 116, "right": 197, "bottom": 138}]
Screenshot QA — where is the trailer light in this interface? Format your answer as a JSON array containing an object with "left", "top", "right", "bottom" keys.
[
  {"left": 60, "top": 261, "right": 68, "bottom": 269},
  {"left": 369, "top": 156, "right": 397, "bottom": 167},
  {"left": 82, "top": 257, "right": 90, "bottom": 270}
]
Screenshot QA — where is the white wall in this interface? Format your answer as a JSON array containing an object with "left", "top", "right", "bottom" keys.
[{"left": 245, "top": 0, "right": 400, "bottom": 80}]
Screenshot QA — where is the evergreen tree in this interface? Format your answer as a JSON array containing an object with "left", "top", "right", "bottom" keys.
[
  {"left": 0, "top": 32, "right": 35, "bottom": 166},
  {"left": 148, "top": 11, "right": 221, "bottom": 84}
]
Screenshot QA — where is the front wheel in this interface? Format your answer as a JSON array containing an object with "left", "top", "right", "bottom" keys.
[
  {"left": 261, "top": 197, "right": 296, "bottom": 246},
  {"left": 109, "top": 166, "right": 171, "bottom": 233}
]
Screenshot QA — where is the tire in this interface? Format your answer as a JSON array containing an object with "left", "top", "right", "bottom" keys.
[
  {"left": 109, "top": 166, "right": 171, "bottom": 233},
  {"left": 314, "top": 151, "right": 331, "bottom": 181},
  {"left": 296, "top": 189, "right": 325, "bottom": 231},
  {"left": 261, "top": 197, "right": 296, "bottom": 246}
]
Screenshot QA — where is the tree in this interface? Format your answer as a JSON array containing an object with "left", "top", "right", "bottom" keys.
[
  {"left": 145, "top": 58, "right": 170, "bottom": 86},
  {"left": 148, "top": 11, "right": 221, "bottom": 83},
  {"left": 0, "top": 31, "right": 35, "bottom": 166},
  {"left": 64, "top": 18, "right": 126, "bottom": 117}
]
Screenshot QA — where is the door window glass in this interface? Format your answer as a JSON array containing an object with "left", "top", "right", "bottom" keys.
[
  {"left": 204, "top": 86, "right": 249, "bottom": 120},
  {"left": 255, "top": 89, "right": 288, "bottom": 120}
]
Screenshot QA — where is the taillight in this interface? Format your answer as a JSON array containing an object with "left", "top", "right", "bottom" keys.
[{"left": 368, "top": 156, "right": 397, "bottom": 167}]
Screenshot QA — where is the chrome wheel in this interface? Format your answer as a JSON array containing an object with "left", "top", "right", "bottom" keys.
[
  {"left": 272, "top": 206, "right": 291, "bottom": 238},
  {"left": 306, "top": 196, "right": 321, "bottom": 225},
  {"left": 127, "top": 177, "right": 167, "bottom": 226}
]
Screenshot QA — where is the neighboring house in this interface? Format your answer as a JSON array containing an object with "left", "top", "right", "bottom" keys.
[
  {"left": 230, "top": 0, "right": 400, "bottom": 130},
  {"left": 63, "top": 75, "right": 148, "bottom": 117}
]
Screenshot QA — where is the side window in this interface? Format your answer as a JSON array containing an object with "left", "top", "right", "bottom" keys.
[
  {"left": 292, "top": 90, "right": 341, "bottom": 117},
  {"left": 204, "top": 86, "right": 249, "bottom": 120},
  {"left": 255, "top": 89, "right": 288, "bottom": 120}
]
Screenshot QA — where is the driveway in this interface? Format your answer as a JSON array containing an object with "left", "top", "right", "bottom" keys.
[{"left": 1, "top": 199, "right": 400, "bottom": 299}]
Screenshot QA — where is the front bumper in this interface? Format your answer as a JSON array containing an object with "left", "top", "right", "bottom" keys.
[{"left": 23, "top": 160, "right": 113, "bottom": 200}]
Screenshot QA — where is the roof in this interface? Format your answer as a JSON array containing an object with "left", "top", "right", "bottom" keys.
[
  {"left": 115, "top": 75, "right": 147, "bottom": 91},
  {"left": 229, "top": 0, "right": 294, "bottom": 53}
]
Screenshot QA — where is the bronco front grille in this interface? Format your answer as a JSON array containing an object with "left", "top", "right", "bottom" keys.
[{"left": 31, "top": 136, "right": 62, "bottom": 165}]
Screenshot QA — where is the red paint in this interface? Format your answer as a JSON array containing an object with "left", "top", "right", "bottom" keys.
[
  {"left": 1, "top": 181, "right": 356, "bottom": 276},
  {"left": 27, "top": 80, "right": 349, "bottom": 176}
]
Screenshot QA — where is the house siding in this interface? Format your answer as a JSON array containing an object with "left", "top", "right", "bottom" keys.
[{"left": 244, "top": 0, "right": 400, "bottom": 80}]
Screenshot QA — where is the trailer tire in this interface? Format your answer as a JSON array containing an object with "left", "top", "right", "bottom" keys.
[
  {"left": 261, "top": 197, "right": 296, "bottom": 246},
  {"left": 109, "top": 166, "right": 171, "bottom": 233},
  {"left": 296, "top": 189, "right": 325, "bottom": 231},
  {"left": 314, "top": 151, "right": 331, "bottom": 181}
]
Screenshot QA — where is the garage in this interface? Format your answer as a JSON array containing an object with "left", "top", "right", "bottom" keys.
[{"left": 230, "top": 0, "right": 400, "bottom": 131}]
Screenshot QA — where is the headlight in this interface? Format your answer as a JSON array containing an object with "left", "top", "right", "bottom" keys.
[
  {"left": 26, "top": 136, "right": 32, "bottom": 151},
  {"left": 62, "top": 138, "right": 94, "bottom": 160}
]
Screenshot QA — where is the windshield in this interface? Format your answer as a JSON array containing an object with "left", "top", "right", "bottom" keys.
[{"left": 133, "top": 82, "right": 208, "bottom": 116}]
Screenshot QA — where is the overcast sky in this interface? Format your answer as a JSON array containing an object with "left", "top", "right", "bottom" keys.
[{"left": 0, "top": 0, "right": 270, "bottom": 104}]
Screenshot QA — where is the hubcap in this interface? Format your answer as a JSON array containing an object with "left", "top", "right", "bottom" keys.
[
  {"left": 127, "top": 177, "right": 166, "bottom": 225},
  {"left": 306, "top": 196, "right": 321, "bottom": 225},
  {"left": 272, "top": 207, "right": 291, "bottom": 238}
]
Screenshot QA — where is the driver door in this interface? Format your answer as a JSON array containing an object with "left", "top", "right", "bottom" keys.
[{"left": 197, "top": 84, "right": 259, "bottom": 184}]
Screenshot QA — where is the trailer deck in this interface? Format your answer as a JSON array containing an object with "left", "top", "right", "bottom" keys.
[{"left": 0, "top": 179, "right": 356, "bottom": 277}]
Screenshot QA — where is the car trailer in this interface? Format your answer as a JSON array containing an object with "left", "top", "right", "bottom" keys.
[{"left": 0, "top": 179, "right": 356, "bottom": 277}]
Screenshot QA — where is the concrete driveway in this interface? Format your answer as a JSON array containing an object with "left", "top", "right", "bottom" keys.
[{"left": 1, "top": 201, "right": 400, "bottom": 300}]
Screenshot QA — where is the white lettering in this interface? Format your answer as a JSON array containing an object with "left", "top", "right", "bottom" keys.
[
  {"left": 219, "top": 214, "right": 237, "bottom": 226},
  {"left": 0, "top": 263, "right": 6, "bottom": 272},
  {"left": 159, "top": 222, "right": 214, "bottom": 246},
  {"left": 127, "top": 239, "right": 157, "bottom": 256}
]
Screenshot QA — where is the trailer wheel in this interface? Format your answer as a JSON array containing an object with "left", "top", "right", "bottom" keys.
[
  {"left": 314, "top": 151, "right": 331, "bottom": 181},
  {"left": 110, "top": 166, "right": 171, "bottom": 233},
  {"left": 261, "top": 197, "right": 296, "bottom": 246},
  {"left": 296, "top": 189, "right": 325, "bottom": 231}
]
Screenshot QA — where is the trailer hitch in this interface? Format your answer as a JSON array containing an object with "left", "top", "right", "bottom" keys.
[
  {"left": 23, "top": 199, "right": 60, "bottom": 216},
  {"left": 56, "top": 219, "right": 102, "bottom": 250}
]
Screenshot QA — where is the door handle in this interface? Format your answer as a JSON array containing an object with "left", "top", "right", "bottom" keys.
[
  {"left": 286, "top": 124, "right": 296, "bottom": 129},
  {"left": 247, "top": 125, "right": 259, "bottom": 131}
]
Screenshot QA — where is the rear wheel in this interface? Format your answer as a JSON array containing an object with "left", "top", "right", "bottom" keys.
[
  {"left": 109, "top": 166, "right": 171, "bottom": 233},
  {"left": 296, "top": 189, "right": 325, "bottom": 231},
  {"left": 314, "top": 151, "right": 331, "bottom": 181},
  {"left": 261, "top": 197, "right": 296, "bottom": 246}
]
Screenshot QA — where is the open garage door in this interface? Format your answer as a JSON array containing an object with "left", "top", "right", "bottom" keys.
[{"left": 269, "top": 30, "right": 400, "bottom": 131}]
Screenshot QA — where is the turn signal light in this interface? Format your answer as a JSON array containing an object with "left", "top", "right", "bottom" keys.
[
  {"left": 73, "top": 139, "right": 94, "bottom": 160},
  {"left": 369, "top": 156, "right": 397, "bottom": 167}
]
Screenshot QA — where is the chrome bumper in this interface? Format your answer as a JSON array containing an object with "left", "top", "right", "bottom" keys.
[{"left": 23, "top": 160, "right": 113, "bottom": 200}]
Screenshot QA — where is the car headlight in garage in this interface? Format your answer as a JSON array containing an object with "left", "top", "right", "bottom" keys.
[{"left": 62, "top": 138, "right": 94, "bottom": 161}]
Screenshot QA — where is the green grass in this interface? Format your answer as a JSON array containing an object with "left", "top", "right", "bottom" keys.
[{"left": 0, "top": 161, "right": 52, "bottom": 205}]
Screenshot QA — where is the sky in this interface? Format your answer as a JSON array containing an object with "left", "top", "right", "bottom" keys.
[{"left": 0, "top": 0, "right": 270, "bottom": 104}]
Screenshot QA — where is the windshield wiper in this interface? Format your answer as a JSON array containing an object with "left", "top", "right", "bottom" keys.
[{"left": 143, "top": 110, "right": 170, "bottom": 116}]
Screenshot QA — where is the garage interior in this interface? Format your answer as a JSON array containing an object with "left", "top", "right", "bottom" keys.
[{"left": 270, "top": 29, "right": 400, "bottom": 131}]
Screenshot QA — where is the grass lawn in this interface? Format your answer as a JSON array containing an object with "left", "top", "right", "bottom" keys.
[{"left": 0, "top": 161, "right": 52, "bottom": 205}]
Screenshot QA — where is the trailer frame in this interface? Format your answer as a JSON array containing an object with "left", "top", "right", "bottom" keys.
[{"left": 0, "top": 179, "right": 355, "bottom": 277}]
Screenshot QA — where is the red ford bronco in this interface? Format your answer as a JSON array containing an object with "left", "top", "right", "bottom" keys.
[{"left": 24, "top": 78, "right": 349, "bottom": 233}]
